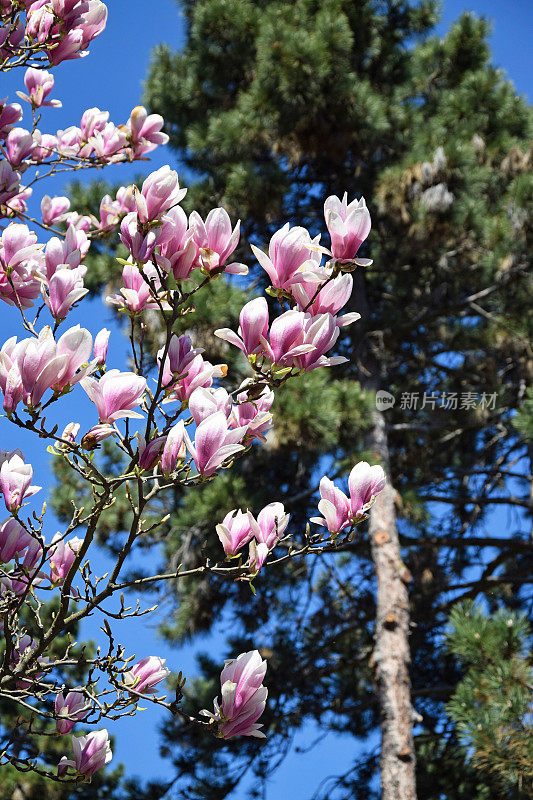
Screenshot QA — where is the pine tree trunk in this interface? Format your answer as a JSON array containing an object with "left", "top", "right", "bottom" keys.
[{"left": 368, "top": 406, "right": 417, "bottom": 800}]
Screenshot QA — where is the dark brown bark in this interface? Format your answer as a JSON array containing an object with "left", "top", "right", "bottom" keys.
[{"left": 368, "top": 406, "right": 417, "bottom": 800}]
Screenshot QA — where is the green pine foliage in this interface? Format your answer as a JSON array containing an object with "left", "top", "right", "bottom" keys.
[{"left": 446, "top": 603, "right": 533, "bottom": 799}]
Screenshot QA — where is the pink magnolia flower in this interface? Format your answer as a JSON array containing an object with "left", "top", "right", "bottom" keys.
[
  {"left": 59, "top": 422, "right": 80, "bottom": 446},
  {"left": 251, "top": 223, "right": 322, "bottom": 290},
  {"left": 252, "top": 502, "right": 290, "bottom": 549},
  {"left": 17, "top": 68, "right": 61, "bottom": 108},
  {"left": 215, "top": 297, "right": 269, "bottom": 358},
  {"left": 0, "top": 100, "right": 22, "bottom": 139},
  {"left": 119, "top": 211, "right": 160, "bottom": 263},
  {"left": 294, "top": 313, "right": 345, "bottom": 372},
  {"left": 45, "top": 225, "right": 88, "bottom": 280},
  {"left": 247, "top": 538, "right": 270, "bottom": 573},
  {"left": 0, "top": 160, "right": 20, "bottom": 206},
  {"left": 55, "top": 690, "right": 88, "bottom": 735},
  {"left": 324, "top": 193, "right": 373, "bottom": 265},
  {"left": 189, "top": 386, "right": 232, "bottom": 425},
  {"left": 0, "top": 325, "right": 94, "bottom": 410},
  {"left": 43, "top": 264, "right": 88, "bottom": 320},
  {"left": 135, "top": 165, "right": 186, "bottom": 224},
  {"left": 5, "top": 127, "right": 38, "bottom": 167},
  {"left": 123, "top": 656, "right": 170, "bottom": 695},
  {"left": 189, "top": 208, "right": 247, "bottom": 275},
  {"left": 202, "top": 650, "right": 267, "bottom": 739},
  {"left": 31, "top": 132, "right": 58, "bottom": 162},
  {"left": 0, "top": 222, "right": 43, "bottom": 309},
  {"left": 184, "top": 411, "right": 246, "bottom": 477},
  {"left": 136, "top": 433, "right": 166, "bottom": 471},
  {"left": 58, "top": 729, "right": 112, "bottom": 778},
  {"left": 311, "top": 461, "right": 386, "bottom": 535},
  {"left": 81, "top": 369, "right": 147, "bottom": 424},
  {"left": 41, "top": 194, "right": 70, "bottom": 225},
  {"left": 93, "top": 328, "right": 110, "bottom": 364},
  {"left": 230, "top": 387, "right": 274, "bottom": 443},
  {"left": 98, "top": 193, "right": 121, "bottom": 230},
  {"left": 115, "top": 184, "right": 136, "bottom": 214},
  {"left": 157, "top": 206, "right": 197, "bottom": 281},
  {"left": 49, "top": 534, "right": 83, "bottom": 585},
  {"left": 89, "top": 121, "right": 128, "bottom": 161},
  {"left": 158, "top": 334, "right": 202, "bottom": 390},
  {"left": 127, "top": 105, "right": 169, "bottom": 158},
  {"left": 161, "top": 420, "right": 186, "bottom": 475},
  {"left": 292, "top": 272, "right": 360, "bottom": 327},
  {"left": 0, "top": 453, "right": 41, "bottom": 512},
  {"left": 79, "top": 106, "right": 109, "bottom": 141},
  {"left": 106, "top": 263, "right": 167, "bottom": 315},
  {"left": 0, "top": 517, "right": 32, "bottom": 562},
  {"left": 216, "top": 509, "right": 255, "bottom": 556}
]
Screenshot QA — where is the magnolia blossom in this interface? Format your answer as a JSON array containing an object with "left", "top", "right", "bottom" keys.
[
  {"left": 189, "top": 208, "right": 247, "bottom": 275},
  {"left": 161, "top": 351, "right": 226, "bottom": 404},
  {"left": 189, "top": 386, "right": 232, "bottom": 425},
  {"left": 0, "top": 100, "right": 22, "bottom": 138},
  {"left": 5, "top": 126, "right": 37, "bottom": 166},
  {"left": 251, "top": 223, "right": 322, "bottom": 290},
  {"left": 292, "top": 272, "right": 360, "bottom": 326},
  {"left": 311, "top": 461, "right": 387, "bottom": 535},
  {"left": 43, "top": 264, "right": 88, "bottom": 320},
  {"left": 0, "top": 517, "right": 32, "bottom": 562},
  {"left": 0, "top": 160, "right": 21, "bottom": 207},
  {"left": 0, "top": 325, "right": 94, "bottom": 411},
  {"left": 135, "top": 165, "right": 186, "bottom": 224},
  {"left": 136, "top": 433, "right": 166, "bottom": 471},
  {"left": 123, "top": 656, "right": 170, "bottom": 695},
  {"left": 93, "top": 328, "right": 110, "bottom": 364},
  {"left": 157, "top": 206, "right": 197, "bottom": 281},
  {"left": 202, "top": 650, "right": 268, "bottom": 739},
  {"left": 45, "top": 225, "right": 88, "bottom": 280},
  {"left": 17, "top": 67, "right": 61, "bottom": 108},
  {"left": 324, "top": 193, "right": 373, "bottom": 265},
  {"left": 216, "top": 509, "right": 255, "bottom": 556},
  {"left": 184, "top": 411, "right": 246, "bottom": 477},
  {"left": 127, "top": 105, "right": 169, "bottom": 158},
  {"left": 230, "top": 387, "right": 274, "bottom": 443},
  {"left": 49, "top": 534, "right": 83, "bottom": 585},
  {"left": 55, "top": 690, "right": 88, "bottom": 735},
  {"left": 216, "top": 300, "right": 353, "bottom": 372},
  {"left": 58, "top": 729, "right": 112, "bottom": 778},
  {"left": 161, "top": 420, "right": 186, "bottom": 475},
  {"left": 0, "top": 222, "right": 43, "bottom": 308},
  {"left": 0, "top": 452, "right": 41, "bottom": 512},
  {"left": 119, "top": 212, "right": 160, "bottom": 263},
  {"left": 81, "top": 369, "right": 147, "bottom": 424},
  {"left": 106, "top": 262, "right": 167, "bottom": 315},
  {"left": 41, "top": 194, "right": 70, "bottom": 225}
]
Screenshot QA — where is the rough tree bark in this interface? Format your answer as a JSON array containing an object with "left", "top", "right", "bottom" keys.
[
  {"left": 368, "top": 406, "right": 417, "bottom": 800},
  {"left": 350, "top": 267, "right": 417, "bottom": 800}
]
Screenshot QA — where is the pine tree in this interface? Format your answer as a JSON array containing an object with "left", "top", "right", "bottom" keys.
[
  {"left": 57, "top": 2, "right": 533, "bottom": 797},
  {"left": 446, "top": 603, "right": 532, "bottom": 799}
]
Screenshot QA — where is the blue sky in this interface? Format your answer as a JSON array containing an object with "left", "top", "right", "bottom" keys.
[{"left": 0, "top": 0, "right": 531, "bottom": 797}]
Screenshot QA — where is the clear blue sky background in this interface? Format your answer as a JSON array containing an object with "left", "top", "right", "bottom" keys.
[{"left": 0, "top": 1, "right": 531, "bottom": 797}]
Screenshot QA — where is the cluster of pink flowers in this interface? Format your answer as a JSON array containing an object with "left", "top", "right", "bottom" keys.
[
  {"left": 215, "top": 295, "right": 358, "bottom": 373},
  {"left": 0, "top": 324, "right": 95, "bottom": 412},
  {"left": 311, "top": 461, "right": 386, "bottom": 535},
  {"left": 0, "top": 1, "right": 107, "bottom": 67},
  {"left": 201, "top": 650, "right": 268, "bottom": 739},
  {"left": 113, "top": 173, "right": 248, "bottom": 298},
  {"left": 216, "top": 502, "right": 290, "bottom": 573},
  {"left": 0, "top": 61, "right": 167, "bottom": 221}
]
